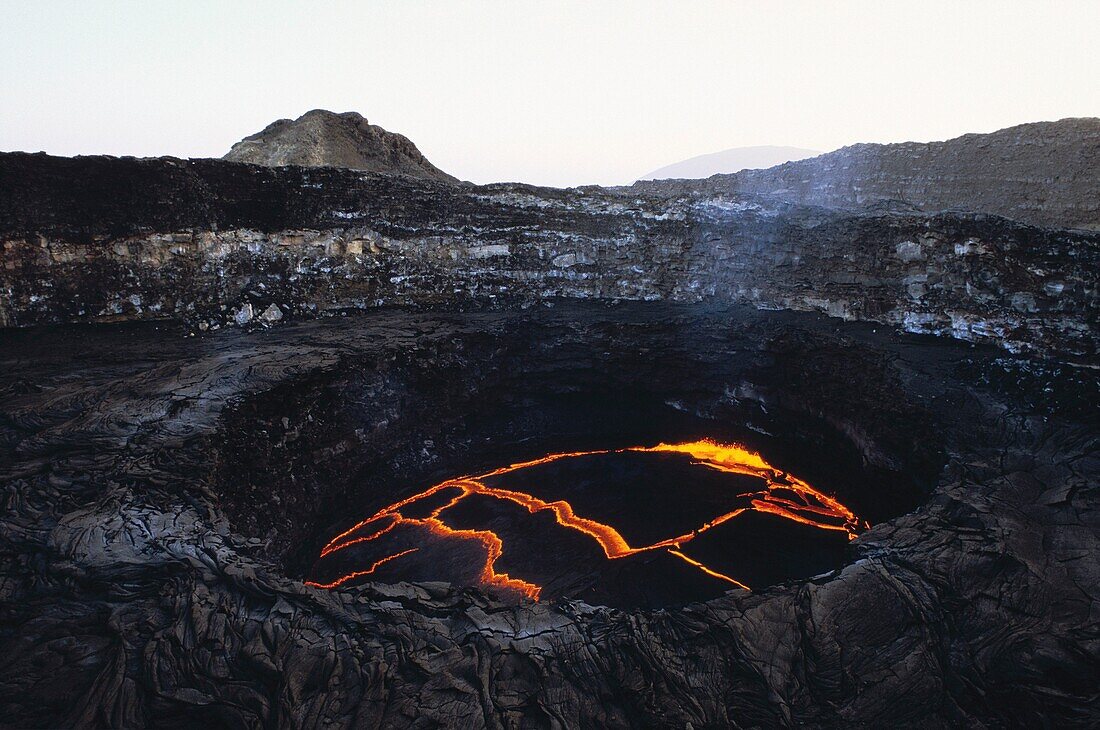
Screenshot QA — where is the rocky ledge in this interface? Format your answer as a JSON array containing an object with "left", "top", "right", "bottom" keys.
[{"left": 1, "top": 152, "right": 1097, "bottom": 360}]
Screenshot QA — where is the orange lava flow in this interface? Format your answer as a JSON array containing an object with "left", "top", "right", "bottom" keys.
[
  {"left": 303, "top": 548, "right": 420, "bottom": 589},
  {"left": 310, "top": 440, "right": 869, "bottom": 599}
]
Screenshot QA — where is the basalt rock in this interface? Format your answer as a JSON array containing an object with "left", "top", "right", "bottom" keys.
[{"left": 1, "top": 152, "right": 1096, "bottom": 360}]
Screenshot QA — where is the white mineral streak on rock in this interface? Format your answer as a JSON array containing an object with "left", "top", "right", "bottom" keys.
[
  {"left": 466, "top": 244, "right": 511, "bottom": 259},
  {"left": 895, "top": 240, "right": 925, "bottom": 262}
]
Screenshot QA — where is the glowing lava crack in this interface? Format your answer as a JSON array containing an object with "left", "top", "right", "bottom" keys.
[{"left": 306, "top": 440, "right": 869, "bottom": 598}]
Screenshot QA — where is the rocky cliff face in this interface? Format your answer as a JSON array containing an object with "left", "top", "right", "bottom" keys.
[
  {"left": 223, "top": 109, "right": 458, "bottom": 182},
  {"left": 1, "top": 153, "right": 1096, "bottom": 359},
  {"left": 631, "top": 118, "right": 1100, "bottom": 230}
]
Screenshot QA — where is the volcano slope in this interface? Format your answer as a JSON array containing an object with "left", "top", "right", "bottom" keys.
[{"left": 0, "top": 302, "right": 1097, "bottom": 728}]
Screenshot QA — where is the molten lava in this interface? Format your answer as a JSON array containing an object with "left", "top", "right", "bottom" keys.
[{"left": 307, "top": 440, "right": 869, "bottom": 599}]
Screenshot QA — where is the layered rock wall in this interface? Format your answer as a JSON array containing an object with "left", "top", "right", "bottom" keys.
[{"left": 2, "top": 153, "right": 1096, "bottom": 358}]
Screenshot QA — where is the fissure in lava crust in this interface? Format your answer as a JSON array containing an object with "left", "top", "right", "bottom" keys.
[{"left": 307, "top": 440, "right": 869, "bottom": 600}]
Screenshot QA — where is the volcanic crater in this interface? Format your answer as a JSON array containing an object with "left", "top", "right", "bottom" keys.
[
  {"left": 1, "top": 137, "right": 1096, "bottom": 727},
  {"left": 211, "top": 325, "right": 936, "bottom": 609}
]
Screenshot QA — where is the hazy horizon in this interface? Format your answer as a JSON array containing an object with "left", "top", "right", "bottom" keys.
[
  {"left": 2, "top": 1, "right": 1098, "bottom": 186},
  {"left": 641, "top": 145, "right": 822, "bottom": 181}
]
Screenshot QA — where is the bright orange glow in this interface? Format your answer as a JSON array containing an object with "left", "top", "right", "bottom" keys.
[
  {"left": 309, "top": 439, "right": 869, "bottom": 599},
  {"left": 668, "top": 549, "right": 750, "bottom": 590},
  {"left": 304, "top": 548, "right": 420, "bottom": 589}
]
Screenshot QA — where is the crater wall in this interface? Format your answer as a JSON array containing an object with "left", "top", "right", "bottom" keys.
[{"left": 1, "top": 152, "right": 1097, "bottom": 358}]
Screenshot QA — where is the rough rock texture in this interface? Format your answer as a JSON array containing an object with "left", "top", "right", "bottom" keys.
[
  {"left": 223, "top": 109, "right": 457, "bottom": 182},
  {"left": 630, "top": 119, "right": 1100, "bottom": 230},
  {"left": 0, "top": 303, "right": 1096, "bottom": 727},
  {"left": 2, "top": 152, "right": 1096, "bottom": 359}
]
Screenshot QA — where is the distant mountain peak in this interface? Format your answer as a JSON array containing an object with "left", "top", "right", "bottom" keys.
[
  {"left": 224, "top": 109, "right": 457, "bottom": 182},
  {"left": 640, "top": 145, "right": 821, "bottom": 181}
]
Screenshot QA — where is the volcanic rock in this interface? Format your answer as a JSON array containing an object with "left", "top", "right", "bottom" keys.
[
  {"left": 0, "top": 120, "right": 1098, "bottom": 727},
  {"left": 223, "top": 109, "right": 458, "bottom": 182},
  {"left": 232, "top": 301, "right": 253, "bottom": 325},
  {"left": 259, "top": 303, "right": 283, "bottom": 322}
]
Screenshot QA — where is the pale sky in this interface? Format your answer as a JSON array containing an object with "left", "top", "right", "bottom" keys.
[{"left": 2, "top": 1, "right": 1098, "bottom": 187}]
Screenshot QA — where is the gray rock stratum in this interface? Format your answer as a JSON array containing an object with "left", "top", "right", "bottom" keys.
[
  {"left": 223, "top": 109, "right": 457, "bottom": 182},
  {"left": 630, "top": 118, "right": 1100, "bottom": 230}
]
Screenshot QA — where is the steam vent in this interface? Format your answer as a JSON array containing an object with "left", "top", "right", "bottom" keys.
[{"left": 1, "top": 115, "right": 1098, "bottom": 728}]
